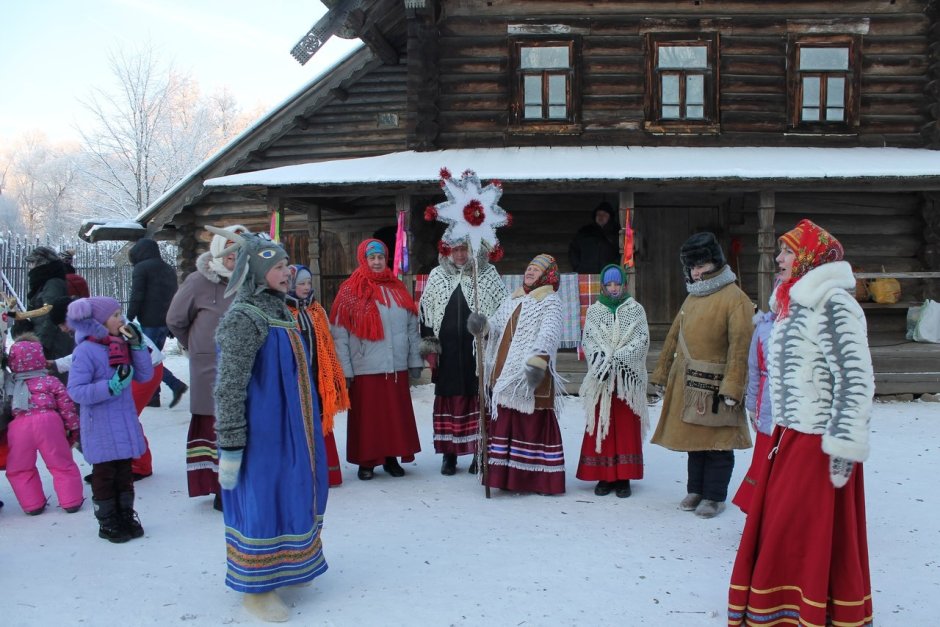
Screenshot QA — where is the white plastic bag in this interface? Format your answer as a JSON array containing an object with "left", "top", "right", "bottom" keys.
[{"left": 912, "top": 299, "right": 940, "bottom": 343}]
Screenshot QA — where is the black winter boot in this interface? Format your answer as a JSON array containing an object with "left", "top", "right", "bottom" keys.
[
  {"left": 441, "top": 454, "right": 457, "bottom": 476},
  {"left": 94, "top": 498, "right": 132, "bottom": 543},
  {"left": 117, "top": 492, "right": 145, "bottom": 539}
]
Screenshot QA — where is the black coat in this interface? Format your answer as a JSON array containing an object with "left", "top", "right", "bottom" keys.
[
  {"left": 428, "top": 288, "right": 479, "bottom": 397},
  {"left": 568, "top": 223, "right": 620, "bottom": 274},
  {"left": 127, "top": 238, "right": 178, "bottom": 327},
  {"left": 25, "top": 261, "right": 73, "bottom": 361}
]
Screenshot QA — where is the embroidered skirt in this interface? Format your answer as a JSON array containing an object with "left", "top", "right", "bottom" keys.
[
  {"left": 222, "top": 327, "right": 328, "bottom": 593},
  {"left": 576, "top": 396, "right": 644, "bottom": 483},
  {"left": 186, "top": 414, "right": 219, "bottom": 497},
  {"left": 728, "top": 427, "right": 872, "bottom": 626},
  {"left": 731, "top": 430, "right": 773, "bottom": 515},
  {"left": 346, "top": 372, "right": 421, "bottom": 467},
  {"left": 432, "top": 395, "right": 480, "bottom": 456},
  {"left": 485, "top": 406, "right": 565, "bottom": 495}
]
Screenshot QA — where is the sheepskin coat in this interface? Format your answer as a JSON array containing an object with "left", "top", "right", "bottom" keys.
[
  {"left": 767, "top": 261, "right": 874, "bottom": 462},
  {"left": 650, "top": 277, "right": 754, "bottom": 451},
  {"left": 166, "top": 252, "right": 236, "bottom": 415}
]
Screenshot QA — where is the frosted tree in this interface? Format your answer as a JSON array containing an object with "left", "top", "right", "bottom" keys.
[{"left": 78, "top": 43, "right": 253, "bottom": 220}]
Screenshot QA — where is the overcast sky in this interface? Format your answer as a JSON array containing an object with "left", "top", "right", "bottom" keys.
[{"left": 0, "top": 0, "right": 360, "bottom": 144}]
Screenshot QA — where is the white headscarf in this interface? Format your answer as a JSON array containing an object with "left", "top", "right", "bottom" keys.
[{"left": 208, "top": 224, "right": 248, "bottom": 278}]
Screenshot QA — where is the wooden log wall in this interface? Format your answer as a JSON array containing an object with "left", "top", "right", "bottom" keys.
[
  {"left": 239, "top": 62, "right": 411, "bottom": 172},
  {"left": 434, "top": 2, "right": 930, "bottom": 148}
]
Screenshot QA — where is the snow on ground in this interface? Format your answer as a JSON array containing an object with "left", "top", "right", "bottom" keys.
[{"left": 3, "top": 350, "right": 939, "bottom": 626}]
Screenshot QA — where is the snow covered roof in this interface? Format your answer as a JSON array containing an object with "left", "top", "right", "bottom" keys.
[{"left": 203, "top": 146, "right": 940, "bottom": 190}]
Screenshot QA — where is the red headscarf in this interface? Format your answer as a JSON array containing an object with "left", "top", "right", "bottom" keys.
[
  {"left": 329, "top": 239, "right": 418, "bottom": 341},
  {"left": 774, "top": 219, "right": 844, "bottom": 319}
]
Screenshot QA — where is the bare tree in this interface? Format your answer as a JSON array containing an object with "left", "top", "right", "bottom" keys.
[{"left": 77, "top": 44, "right": 258, "bottom": 220}]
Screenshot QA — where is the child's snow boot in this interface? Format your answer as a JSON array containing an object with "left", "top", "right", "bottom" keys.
[
  {"left": 117, "top": 491, "right": 145, "bottom": 539},
  {"left": 243, "top": 590, "right": 290, "bottom": 622},
  {"left": 93, "top": 498, "right": 132, "bottom": 543}
]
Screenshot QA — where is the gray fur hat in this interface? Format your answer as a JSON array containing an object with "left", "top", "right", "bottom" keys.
[{"left": 206, "top": 226, "right": 288, "bottom": 297}]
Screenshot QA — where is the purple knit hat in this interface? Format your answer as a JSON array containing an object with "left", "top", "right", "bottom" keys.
[{"left": 67, "top": 296, "right": 121, "bottom": 342}]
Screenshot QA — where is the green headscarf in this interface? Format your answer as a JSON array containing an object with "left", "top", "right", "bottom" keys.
[{"left": 597, "top": 264, "right": 631, "bottom": 312}]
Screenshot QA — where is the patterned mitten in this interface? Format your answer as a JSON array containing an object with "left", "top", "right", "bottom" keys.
[
  {"left": 219, "top": 448, "right": 244, "bottom": 490},
  {"left": 829, "top": 456, "right": 855, "bottom": 488},
  {"left": 108, "top": 365, "right": 134, "bottom": 396}
]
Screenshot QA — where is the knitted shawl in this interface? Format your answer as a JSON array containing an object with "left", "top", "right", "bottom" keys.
[
  {"left": 483, "top": 285, "right": 566, "bottom": 416},
  {"left": 579, "top": 299, "right": 650, "bottom": 452},
  {"left": 419, "top": 255, "right": 507, "bottom": 337},
  {"left": 287, "top": 298, "right": 350, "bottom": 435},
  {"left": 330, "top": 239, "right": 418, "bottom": 341}
]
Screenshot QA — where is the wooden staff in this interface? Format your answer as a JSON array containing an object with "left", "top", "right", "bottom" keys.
[{"left": 472, "top": 255, "right": 491, "bottom": 499}]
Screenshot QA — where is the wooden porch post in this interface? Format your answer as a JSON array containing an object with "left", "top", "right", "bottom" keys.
[
  {"left": 758, "top": 191, "right": 776, "bottom": 310},
  {"left": 306, "top": 205, "right": 322, "bottom": 300},
  {"left": 618, "top": 190, "right": 636, "bottom": 297}
]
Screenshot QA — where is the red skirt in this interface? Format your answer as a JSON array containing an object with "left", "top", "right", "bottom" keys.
[
  {"left": 130, "top": 363, "right": 163, "bottom": 478},
  {"left": 186, "top": 413, "right": 220, "bottom": 497},
  {"left": 576, "top": 396, "right": 644, "bottom": 482},
  {"left": 728, "top": 427, "right": 872, "bottom": 626},
  {"left": 485, "top": 406, "right": 565, "bottom": 495},
  {"left": 346, "top": 372, "right": 421, "bottom": 467},
  {"left": 731, "top": 430, "right": 773, "bottom": 515},
  {"left": 325, "top": 431, "right": 342, "bottom": 486},
  {"left": 432, "top": 395, "right": 480, "bottom": 456}
]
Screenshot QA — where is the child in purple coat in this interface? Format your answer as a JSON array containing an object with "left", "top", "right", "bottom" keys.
[
  {"left": 4, "top": 335, "right": 84, "bottom": 514},
  {"left": 66, "top": 296, "right": 153, "bottom": 543}
]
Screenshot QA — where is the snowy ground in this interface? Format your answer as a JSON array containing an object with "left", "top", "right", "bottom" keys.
[{"left": 3, "top": 350, "right": 939, "bottom": 626}]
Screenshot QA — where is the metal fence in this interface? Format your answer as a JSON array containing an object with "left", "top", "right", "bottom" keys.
[{"left": 0, "top": 232, "right": 177, "bottom": 308}]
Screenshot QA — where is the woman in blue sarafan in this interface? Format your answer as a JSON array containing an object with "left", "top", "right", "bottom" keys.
[{"left": 210, "top": 226, "right": 328, "bottom": 623}]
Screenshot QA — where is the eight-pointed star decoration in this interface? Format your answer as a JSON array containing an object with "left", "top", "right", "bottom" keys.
[{"left": 425, "top": 168, "right": 512, "bottom": 256}]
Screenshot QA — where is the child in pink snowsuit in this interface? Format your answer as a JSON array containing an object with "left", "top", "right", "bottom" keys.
[{"left": 4, "top": 336, "right": 84, "bottom": 514}]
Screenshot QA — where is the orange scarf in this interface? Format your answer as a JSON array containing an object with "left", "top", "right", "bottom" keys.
[{"left": 288, "top": 300, "right": 350, "bottom": 435}]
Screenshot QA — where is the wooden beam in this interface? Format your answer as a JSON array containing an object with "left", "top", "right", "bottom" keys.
[
  {"left": 757, "top": 191, "right": 776, "bottom": 310},
  {"left": 362, "top": 25, "right": 400, "bottom": 65},
  {"left": 307, "top": 205, "right": 323, "bottom": 300}
]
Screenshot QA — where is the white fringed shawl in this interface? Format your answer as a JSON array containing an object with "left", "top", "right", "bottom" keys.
[
  {"left": 579, "top": 299, "right": 650, "bottom": 452},
  {"left": 419, "top": 257, "right": 507, "bottom": 337},
  {"left": 483, "top": 285, "right": 566, "bottom": 417}
]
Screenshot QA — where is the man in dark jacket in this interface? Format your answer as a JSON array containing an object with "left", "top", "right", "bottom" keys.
[
  {"left": 568, "top": 201, "right": 621, "bottom": 274},
  {"left": 128, "top": 238, "right": 187, "bottom": 408}
]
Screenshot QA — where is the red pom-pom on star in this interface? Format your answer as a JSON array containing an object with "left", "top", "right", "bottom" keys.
[
  {"left": 505, "top": 212, "right": 513, "bottom": 227},
  {"left": 463, "top": 199, "right": 485, "bottom": 226},
  {"left": 491, "top": 179, "right": 502, "bottom": 189},
  {"left": 437, "top": 240, "right": 452, "bottom": 256},
  {"left": 488, "top": 244, "right": 504, "bottom": 262},
  {"left": 439, "top": 167, "right": 452, "bottom": 180},
  {"left": 424, "top": 205, "right": 438, "bottom": 221}
]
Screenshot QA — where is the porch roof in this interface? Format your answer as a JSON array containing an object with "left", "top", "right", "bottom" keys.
[{"left": 204, "top": 146, "right": 940, "bottom": 193}]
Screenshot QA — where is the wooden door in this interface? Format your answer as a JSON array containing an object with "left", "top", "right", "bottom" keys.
[{"left": 633, "top": 206, "right": 721, "bottom": 339}]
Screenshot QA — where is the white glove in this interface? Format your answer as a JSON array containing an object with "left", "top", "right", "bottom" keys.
[
  {"left": 829, "top": 456, "right": 855, "bottom": 489},
  {"left": 219, "top": 449, "right": 244, "bottom": 490}
]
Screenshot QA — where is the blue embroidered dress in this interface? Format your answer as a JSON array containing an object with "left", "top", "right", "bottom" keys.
[{"left": 215, "top": 297, "right": 329, "bottom": 593}]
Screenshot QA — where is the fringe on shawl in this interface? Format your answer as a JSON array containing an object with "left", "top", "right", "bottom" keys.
[
  {"left": 578, "top": 301, "right": 650, "bottom": 453},
  {"left": 309, "top": 302, "right": 349, "bottom": 434}
]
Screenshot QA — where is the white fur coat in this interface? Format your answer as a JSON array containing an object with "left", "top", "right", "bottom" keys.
[{"left": 768, "top": 261, "right": 874, "bottom": 462}]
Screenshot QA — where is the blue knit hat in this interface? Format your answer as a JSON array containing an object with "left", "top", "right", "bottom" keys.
[{"left": 601, "top": 265, "right": 625, "bottom": 286}]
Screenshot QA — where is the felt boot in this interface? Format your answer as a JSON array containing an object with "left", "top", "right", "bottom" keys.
[
  {"left": 243, "top": 590, "right": 290, "bottom": 623},
  {"left": 594, "top": 481, "right": 612, "bottom": 496},
  {"left": 441, "top": 454, "right": 457, "bottom": 476},
  {"left": 679, "top": 493, "right": 703, "bottom": 511},
  {"left": 117, "top": 491, "right": 145, "bottom": 539},
  {"left": 382, "top": 457, "right": 405, "bottom": 477},
  {"left": 615, "top": 480, "right": 632, "bottom": 498},
  {"left": 694, "top": 499, "right": 726, "bottom": 519},
  {"left": 94, "top": 498, "right": 132, "bottom": 543}
]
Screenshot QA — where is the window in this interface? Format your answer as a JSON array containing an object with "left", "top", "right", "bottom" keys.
[
  {"left": 646, "top": 33, "right": 719, "bottom": 132},
  {"left": 789, "top": 37, "right": 859, "bottom": 130},
  {"left": 510, "top": 38, "right": 580, "bottom": 129}
]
